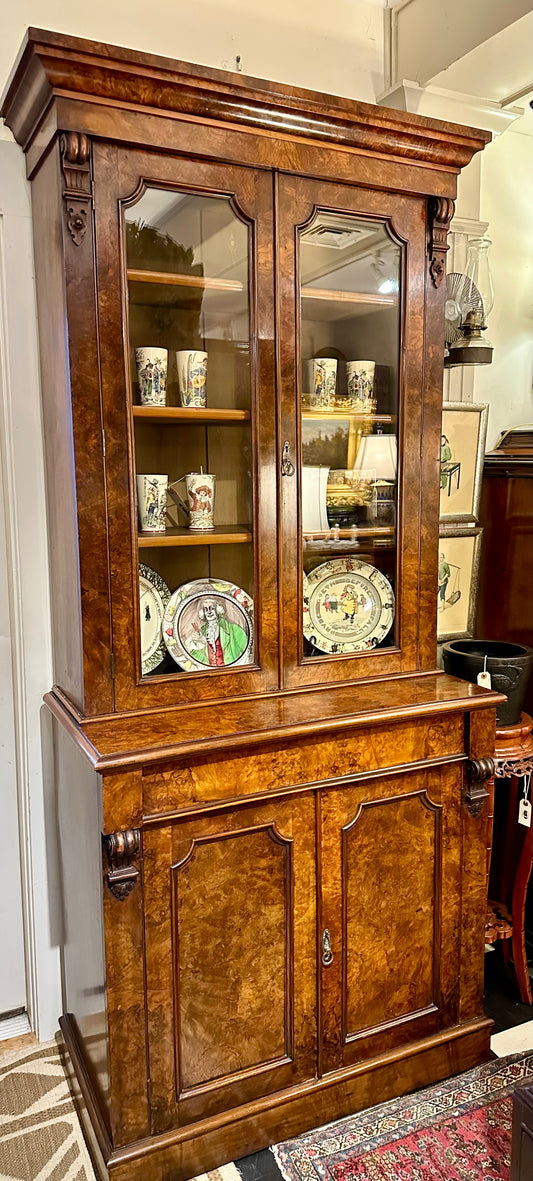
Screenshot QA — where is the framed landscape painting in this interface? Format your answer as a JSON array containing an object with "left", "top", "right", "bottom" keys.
[
  {"left": 440, "top": 402, "right": 488, "bottom": 523},
  {"left": 437, "top": 526, "right": 483, "bottom": 642}
]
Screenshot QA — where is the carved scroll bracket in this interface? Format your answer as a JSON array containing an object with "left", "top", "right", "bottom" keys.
[
  {"left": 465, "top": 757, "right": 495, "bottom": 817},
  {"left": 60, "top": 132, "right": 92, "bottom": 246},
  {"left": 103, "top": 829, "right": 141, "bottom": 900},
  {"left": 428, "top": 197, "right": 455, "bottom": 288}
]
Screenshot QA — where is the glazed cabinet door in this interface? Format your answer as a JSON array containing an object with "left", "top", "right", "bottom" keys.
[
  {"left": 92, "top": 146, "right": 278, "bottom": 710},
  {"left": 319, "top": 764, "right": 461, "bottom": 1073},
  {"left": 143, "top": 794, "right": 316, "bottom": 1131},
  {"left": 278, "top": 175, "right": 438, "bottom": 688}
]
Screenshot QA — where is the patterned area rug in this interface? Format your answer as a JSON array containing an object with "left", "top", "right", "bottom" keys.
[
  {"left": 1, "top": 1040, "right": 531, "bottom": 1181},
  {"left": 0, "top": 1039, "right": 94, "bottom": 1181},
  {"left": 271, "top": 1052, "right": 533, "bottom": 1181}
]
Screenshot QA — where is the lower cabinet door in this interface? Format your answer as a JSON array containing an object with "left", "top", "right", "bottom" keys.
[
  {"left": 319, "top": 765, "right": 462, "bottom": 1073},
  {"left": 143, "top": 794, "right": 317, "bottom": 1131}
]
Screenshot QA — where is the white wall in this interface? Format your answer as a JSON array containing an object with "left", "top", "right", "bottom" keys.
[
  {"left": 0, "top": 140, "right": 59, "bottom": 1039},
  {"left": 390, "top": 0, "right": 532, "bottom": 89},
  {"left": 474, "top": 118, "right": 533, "bottom": 448},
  {"left": 0, "top": 0, "right": 385, "bottom": 118}
]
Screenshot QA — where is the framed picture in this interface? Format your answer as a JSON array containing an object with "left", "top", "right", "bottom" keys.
[
  {"left": 302, "top": 415, "right": 351, "bottom": 468},
  {"left": 440, "top": 402, "right": 488, "bottom": 523},
  {"left": 437, "top": 526, "right": 483, "bottom": 642}
]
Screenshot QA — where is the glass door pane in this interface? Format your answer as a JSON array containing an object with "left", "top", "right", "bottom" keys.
[
  {"left": 124, "top": 188, "right": 255, "bottom": 678},
  {"left": 299, "top": 212, "right": 400, "bottom": 660}
]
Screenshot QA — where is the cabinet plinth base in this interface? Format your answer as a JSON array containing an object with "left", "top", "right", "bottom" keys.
[{"left": 60, "top": 1013, "right": 492, "bottom": 1181}]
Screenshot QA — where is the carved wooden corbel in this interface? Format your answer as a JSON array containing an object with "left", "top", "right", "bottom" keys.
[
  {"left": 103, "top": 828, "right": 141, "bottom": 900},
  {"left": 464, "top": 757, "right": 495, "bottom": 817},
  {"left": 428, "top": 197, "right": 455, "bottom": 288},
  {"left": 60, "top": 132, "right": 92, "bottom": 246}
]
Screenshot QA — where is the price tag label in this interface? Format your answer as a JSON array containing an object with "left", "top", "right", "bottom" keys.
[
  {"left": 518, "top": 799, "right": 532, "bottom": 827},
  {"left": 518, "top": 773, "right": 532, "bottom": 828},
  {"left": 477, "top": 671, "right": 492, "bottom": 688}
]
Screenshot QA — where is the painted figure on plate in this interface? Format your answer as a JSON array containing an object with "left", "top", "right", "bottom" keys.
[{"left": 188, "top": 598, "right": 248, "bottom": 667}]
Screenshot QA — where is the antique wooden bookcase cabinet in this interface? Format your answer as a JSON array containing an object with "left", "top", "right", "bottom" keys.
[{"left": 3, "top": 31, "right": 502, "bottom": 1181}]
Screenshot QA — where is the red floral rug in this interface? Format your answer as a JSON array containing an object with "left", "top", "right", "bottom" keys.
[{"left": 271, "top": 1052, "right": 533, "bottom": 1181}]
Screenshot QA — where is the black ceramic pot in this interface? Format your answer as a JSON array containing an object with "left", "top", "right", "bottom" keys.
[{"left": 442, "top": 639, "right": 533, "bottom": 727}]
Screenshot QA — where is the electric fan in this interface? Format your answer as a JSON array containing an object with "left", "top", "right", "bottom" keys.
[{"left": 444, "top": 272, "right": 483, "bottom": 349}]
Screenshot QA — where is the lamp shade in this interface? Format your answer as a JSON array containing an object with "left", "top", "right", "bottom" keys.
[{"left": 353, "top": 434, "right": 397, "bottom": 481}]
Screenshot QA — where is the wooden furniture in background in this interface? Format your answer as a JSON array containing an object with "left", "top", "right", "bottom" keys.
[
  {"left": 510, "top": 1083, "right": 533, "bottom": 1181},
  {"left": 477, "top": 430, "right": 533, "bottom": 718},
  {"left": 486, "top": 713, "right": 533, "bottom": 1005},
  {"left": 2, "top": 29, "right": 500, "bottom": 1181}
]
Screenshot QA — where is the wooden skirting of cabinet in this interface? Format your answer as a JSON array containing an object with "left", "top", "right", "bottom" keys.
[
  {"left": 50, "top": 684, "right": 499, "bottom": 1179},
  {"left": 60, "top": 1012, "right": 493, "bottom": 1181}
]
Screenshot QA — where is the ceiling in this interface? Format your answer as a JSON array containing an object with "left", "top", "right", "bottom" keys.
[{"left": 429, "top": 12, "right": 533, "bottom": 109}]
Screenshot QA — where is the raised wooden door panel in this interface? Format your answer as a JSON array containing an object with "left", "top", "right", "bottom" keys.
[
  {"left": 319, "top": 764, "right": 462, "bottom": 1073},
  {"left": 92, "top": 145, "right": 279, "bottom": 712},
  {"left": 143, "top": 794, "right": 316, "bottom": 1131},
  {"left": 277, "top": 174, "right": 435, "bottom": 689}
]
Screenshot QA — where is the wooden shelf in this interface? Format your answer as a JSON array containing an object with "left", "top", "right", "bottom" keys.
[
  {"left": 301, "top": 287, "right": 395, "bottom": 323},
  {"left": 127, "top": 269, "right": 244, "bottom": 292},
  {"left": 302, "top": 288, "right": 394, "bottom": 307},
  {"left": 138, "top": 526, "right": 252, "bottom": 548},
  {"left": 304, "top": 526, "right": 395, "bottom": 540},
  {"left": 133, "top": 406, "right": 250, "bottom": 423},
  {"left": 302, "top": 410, "right": 395, "bottom": 423}
]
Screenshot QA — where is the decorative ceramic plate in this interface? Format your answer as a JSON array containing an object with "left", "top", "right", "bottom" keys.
[
  {"left": 139, "top": 564, "right": 171, "bottom": 675},
  {"left": 163, "top": 578, "right": 254, "bottom": 672},
  {"left": 303, "top": 557, "right": 395, "bottom": 654}
]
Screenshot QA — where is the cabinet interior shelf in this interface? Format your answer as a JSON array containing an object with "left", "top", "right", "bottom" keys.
[
  {"left": 302, "top": 410, "right": 395, "bottom": 424},
  {"left": 133, "top": 406, "right": 250, "bottom": 423},
  {"left": 127, "top": 269, "right": 244, "bottom": 292},
  {"left": 302, "top": 287, "right": 394, "bottom": 306},
  {"left": 304, "top": 526, "right": 395, "bottom": 539},
  {"left": 138, "top": 526, "right": 252, "bottom": 548},
  {"left": 301, "top": 287, "right": 395, "bottom": 323}
]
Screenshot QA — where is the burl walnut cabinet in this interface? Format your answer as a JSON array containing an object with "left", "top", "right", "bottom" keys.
[{"left": 2, "top": 30, "right": 502, "bottom": 1181}]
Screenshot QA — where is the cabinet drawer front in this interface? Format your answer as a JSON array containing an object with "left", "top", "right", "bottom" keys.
[
  {"left": 143, "top": 794, "right": 316, "bottom": 1130},
  {"left": 143, "top": 715, "right": 464, "bottom": 816},
  {"left": 320, "top": 764, "right": 461, "bottom": 1072}
]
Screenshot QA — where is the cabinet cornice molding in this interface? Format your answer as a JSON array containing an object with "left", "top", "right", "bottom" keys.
[{"left": 2, "top": 28, "right": 490, "bottom": 173}]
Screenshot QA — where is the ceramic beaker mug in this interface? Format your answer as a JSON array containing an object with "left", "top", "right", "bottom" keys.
[
  {"left": 346, "top": 360, "right": 375, "bottom": 407},
  {"left": 305, "top": 358, "right": 337, "bottom": 408},
  {"left": 135, "top": 347, "right": 168, "bottom": 405},
  {"left": 185, "top": 471, "right": 216, "bottom": 530},
  {"left": 176, "top": 350, "right": 208, "bottom": 407},
  {"left": 136, "top": 474, "right": 168, "bottom": 533}
]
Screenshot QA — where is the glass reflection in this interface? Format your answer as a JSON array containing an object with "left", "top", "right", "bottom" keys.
[{"left": 300, "top": 212, "right": 400, "bottom": 657}]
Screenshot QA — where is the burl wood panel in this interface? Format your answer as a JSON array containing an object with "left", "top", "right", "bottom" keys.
[
  {"left": 53, "top": 718, "right": 110, "bottom": 1123},
  {"left": 459, "top": 709, "right": 497, "bottom": 1022},
  {"left": 143, "top": 715, "right": 465, "bottom": 817},
  {"left": 320, "top": 764, "right": 462, "bottom": 1073},
  {"left": 343, "top": 792, "right": 439, "bottom": 1037},
  {"left": 143, "top": 795, "right": 316, "bottom": 1131},
  {"left": 173, "top": 826, "right": 289, "bottom": 1090},
  {"left": 101, "top": 768, "right": 149, "bottom": 1145},
  {"left": 30, "top": 143, "right": 85, "bottom": 713},
  {"left": 419, "top": 201, "right": 449, "bottom": 668}
]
